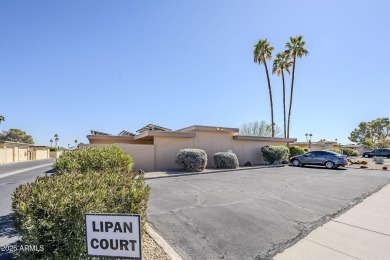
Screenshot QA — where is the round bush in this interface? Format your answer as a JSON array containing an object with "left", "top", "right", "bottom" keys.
[
  {"left": 213, "top": 152, "right": 239, "bottom": 169},
  {"left": 340, "top": 148, "right": 360, "bottom": 157},
  {"left": 289, "top": 146, "right": 305, "bottom": 157},
  {"left": 53, "top": 145, "right": 133, "bottom": 174},
  {"left": 261, "top": 145, "right": 289, "bottom": 164},
  {"left": 12, "top": 170, "right": 150, "bottom": 259},
  {"left": 175, "top": 148, "right": 207, "bottom": 172}
]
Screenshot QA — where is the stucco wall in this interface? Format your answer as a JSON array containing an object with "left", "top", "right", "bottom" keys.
[
  {"left": 0, "top": 148, "right": 7, "bottom": 164},
  {"left": 50, "top": 151, "right": 63, "bottom": 159},
  {"left": 18, "top": 148, "right": 28, "bottom": 161},
  {"left": 154, "top": 137, "right": 194, "bottom": 170},
  {"left": 82, "top": 143, "right": 155, "bottom": 172},
  {"left": 154, "top": 131, "right": 291, "bottom": 170},
  {"left": 6, "top": 148, "right": 13, "bottom": 162},
  {"left": 33, "top": 149, "right": 50, "bottom": 160}
]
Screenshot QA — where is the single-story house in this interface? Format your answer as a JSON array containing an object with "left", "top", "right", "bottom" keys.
[
  {"left": 291, "top": 140, "right": 339, "bottom": 151},
  {"left": 0, "top": 141, "right": 51, "bottom": 165},
  {"left": 0, "top": 141, "right": 30, "bottom": 164},
  {"left": 81, "top": 124, "right": 297, "bottom": 171}
]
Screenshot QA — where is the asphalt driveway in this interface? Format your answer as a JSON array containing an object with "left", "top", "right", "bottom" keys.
[{"left": 146, "top": 166, "right": 390, "bottom": 260}]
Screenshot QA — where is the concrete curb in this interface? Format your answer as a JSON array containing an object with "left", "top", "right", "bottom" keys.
[
  {"left": 145, "top": 164, "right": 285, "bottom": 180},
  {"left": 146, "top": 223, "right": 183, "bottom": 260}
]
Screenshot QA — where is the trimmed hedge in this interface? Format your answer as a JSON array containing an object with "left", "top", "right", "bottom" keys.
[
  {"left": 53, "top": 145, "right": 133, "bottom": 174},
  {"left": 340, "top": 148, "right": 360, "bottom": 156},
  {"left": 12, "top": 170, "right": 150, "bottom": 259},
  {"left": 328, "top": 148, "right": 360, "bottom": 156},
  {"left": 213, "top": 152, "right": 239, "bottom": 169},
  {"left": 289, "top": 146, "right": 305, "bottom": 157},
  {"left": 176, "top": 148, "right": 207, "bottom": 172},
  {"left": 261, "top": 145, "right": 289, "bottom": 164}
]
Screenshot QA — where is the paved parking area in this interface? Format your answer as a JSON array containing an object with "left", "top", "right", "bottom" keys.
[{"left": 146, "top": 166, "right": 390, "bottom": 260}]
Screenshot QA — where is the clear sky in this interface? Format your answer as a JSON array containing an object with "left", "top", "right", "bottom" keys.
[{"left": 1, "top": 0, "right": 389, "bottom": 147}]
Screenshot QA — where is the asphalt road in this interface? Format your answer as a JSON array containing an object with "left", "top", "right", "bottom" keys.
[
  {"left": 0, "top": 159, "right": 54, "bottom": 259},
  {"left": 146, "top": 166, "right": 390, "bottom": 260}
]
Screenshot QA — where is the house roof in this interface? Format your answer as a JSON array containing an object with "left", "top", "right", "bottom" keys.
[
  {"left": 136, "top": 124, "right": 172, "bottom": 133},
  {"left": 90, "top": 130, "right": 111, "bottom": 136},
  {"left": 118, "top": 130, "right": 136, "bottom": 136},
  {"left": 0, "top": 140, "right": 31, "bottom": 148},
  {"left": 177, "top": 125, "right": 239, "bottom": 133}
]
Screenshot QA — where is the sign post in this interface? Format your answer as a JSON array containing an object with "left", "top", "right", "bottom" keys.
[{"left": 85, "top": 213, "right": 141, "bottom": 259}]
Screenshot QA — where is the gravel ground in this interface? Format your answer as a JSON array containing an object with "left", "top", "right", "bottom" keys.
[
  {"left": 142, "top": 232, "right": 170, "bottom": 260},
  {"left": 347, "top": 156, "right": 390, "bottom": 170}
]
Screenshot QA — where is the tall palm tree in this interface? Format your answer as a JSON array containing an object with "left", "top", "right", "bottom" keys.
[
  {"left": 50, "top": 139, "right": 53, "bottom": 147},
  {"left": 0, "top": 115, "right": 5, "bottom": 125},
  {"left": 286, "top": 35, "right": 308, "bottom": 138},
  {"left": 272, "top": 52, "right": 292, "bottom": 138},
  {"left": 254, "top": 39, "right": 275, "bottom": 137},
  {"left": 74, "top": 139, "right": 78, "bottom": 148},
  {"left": 54, "top": 134, "right": 59, "bottom": 148}
]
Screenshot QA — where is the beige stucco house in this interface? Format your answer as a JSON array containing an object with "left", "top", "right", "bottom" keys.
[
  {"left": 82, "top": 124, "right": 297, "bottom": 171},
  {"left": 0, "top": 141, "right": 51, "bottom": 165},
  {"left": 0, "top": 141, "right": 30, "bottom": 164}
]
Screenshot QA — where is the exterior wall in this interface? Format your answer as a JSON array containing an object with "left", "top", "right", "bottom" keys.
[
  {"left": 18, "top": 148, "right": 28, "bottom": 161},
  {"left": 0, "top": 148, "right": 7, "bottom": 164},
  {"left": 154, "top": 137, "right": 194, "bottom": 170},
  {"left": 33, "top": 148, "right": 50, "bottom": 160},
  {"left": 154, "top": 131, "right": 291, "bottom": 170},
  {"left": 6, "top": 148, "right": 13, "bottom": 162},
  {"left": 50, "top": 151, "right": 63, "bottom": 159},
  {"left": 82, "top": 143, "right": 155, "bottom": 172},
  {"left": 86, "top": 129, "right": 294, "bottom": 171}
]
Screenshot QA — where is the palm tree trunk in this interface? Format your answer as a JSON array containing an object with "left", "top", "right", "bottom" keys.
[
  {"left": 282, "top": 69, "right": 286, "bottom": 138},
  {"left": 264, "top": 61, "right": 274, "bottom": 137},
  {"left": 287, "top": 56, "right": 296, "bottom": 138}
]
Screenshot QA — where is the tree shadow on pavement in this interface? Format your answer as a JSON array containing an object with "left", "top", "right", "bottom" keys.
[
  {"left": 0, "top": 214, "right": 19, "bottom": 260},
  {"left": 0, "top": 214, "right": 18, "bottom": 239}
]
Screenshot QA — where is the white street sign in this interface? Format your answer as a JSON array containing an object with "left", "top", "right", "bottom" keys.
[{"left": 86, "top": 213, "right": 141, "bottom": 259}]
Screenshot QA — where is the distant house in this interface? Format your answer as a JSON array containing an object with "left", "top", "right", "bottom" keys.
[
  {"left": 0, "top": 141, "right": 50, "bottom": 164},
  {"left": 340, "top": 144, "right": 369, "bottom": 154},
  {"left": 291, "top": 140, "right": 339, "bottom": 151},
  {"left": 81, "top": 124, "right": 297, "bottom": 171}
]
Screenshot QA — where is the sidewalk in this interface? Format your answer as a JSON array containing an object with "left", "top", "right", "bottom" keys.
[{"left": 274, "top": 184, "right": 390, "bottom": 260}]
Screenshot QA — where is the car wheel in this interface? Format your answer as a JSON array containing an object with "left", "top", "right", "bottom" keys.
[
  {"left": 325, "top": 161, "right": 335, "bottom": 169},
  {"left": 388, "top": 155, "right": 390, "bottom": 158},
  {"left": 292, "top": 159, "right": 300, "bottom": 167},
  {"left": 364, "top": 154, "right": 369, "bottom": 158}
]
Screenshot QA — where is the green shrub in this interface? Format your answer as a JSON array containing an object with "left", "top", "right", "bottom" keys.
[
  {"left": 49, "top": 147, "right": 58, "bottom": 152},
  {"left": 328, "top": 148, "right": 342, "bottom": 154},
  {"left": 53, "top": 145, "right": 133, "bottom": 174},
  {"left": 340, "top": 148, "right": 360, "bottom": 156},
  {"left": 261, "top": 145, "right": 289, "bottom": 164},
  {"left": 176, "top": 148, "right": 207, "bottom": 172},
  {"left": 289, "top": 146, "right": 305, "bottom": 157},
  {"left": 361, "top": 160, "right": 368, "bottom": 165},
  {"left": 12, "top": 170, "right": 150, "bottom": 259},
  {"left": 213, "top": 152, "right": 239, "bottom": 169}
]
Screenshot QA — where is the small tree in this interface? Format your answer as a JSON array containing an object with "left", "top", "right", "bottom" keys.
[
  {"left": 0, "top": 128, "right": 34, "bottom": 144},
  {"left": 239, "top": 120, "right": 281, "bottom": 137},
  {"left": 349, "top": 118, "right": 390, "bottom": 148}
]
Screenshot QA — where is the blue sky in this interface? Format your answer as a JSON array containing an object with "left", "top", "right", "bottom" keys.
[{"left": 0, "top": 0, "right": 389, "bottom": 147}]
